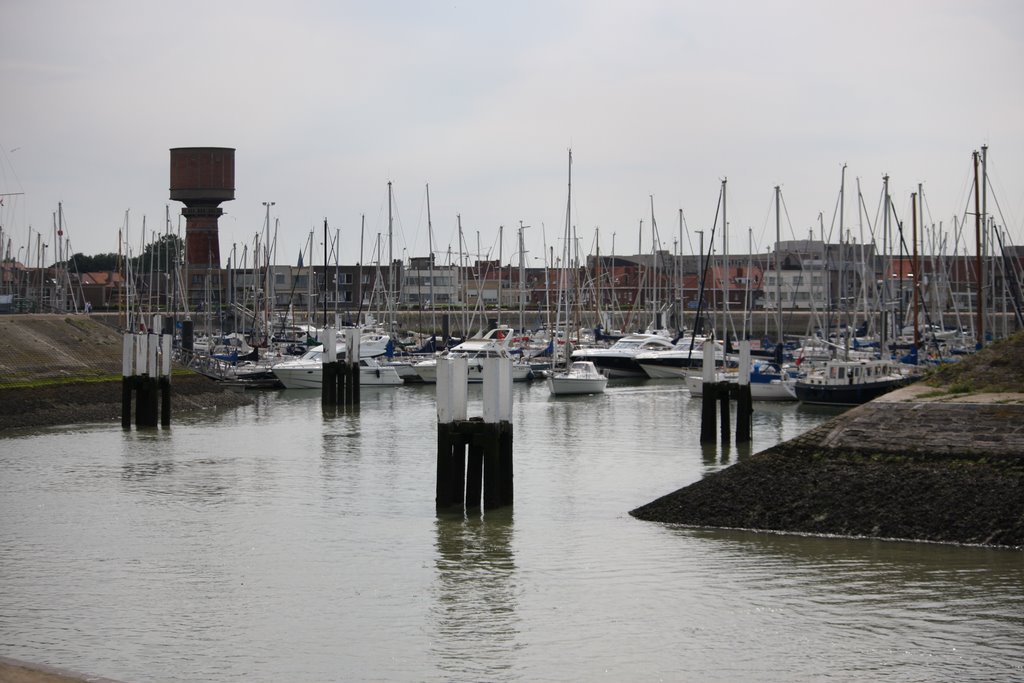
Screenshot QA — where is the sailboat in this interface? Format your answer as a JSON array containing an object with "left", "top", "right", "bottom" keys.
[{"left": 546, "top": 150, "right": 608, "bottom": 396}]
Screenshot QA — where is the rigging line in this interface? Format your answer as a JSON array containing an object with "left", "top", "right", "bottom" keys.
[
  {"left": 777, "top": 191, "right": 801, "bottom": 244},
  {"left": 868, "top": 180, "right": 885, "bottom": 248},
  {"left": 955, "top": 173, "right": 977, "bottom": 236},
  {"left": 918, "top": 184, "right": 936, "bottom": 229},
  {"left": 686, "top": 182, "right": 724, "bottom": 355},
  {"left": 985, "top": 174, "right": 1019, "bottom": 245},
  {"left": 679, "top": 209, "right": 696, "bottom": 255},
  {"left": 751, "top": 188, "right": 777, "bottom": 256},
  {"left": 822, "top": 178, "right": 843, "bottom": 246},
  {"left": 992, "top": 224, "right": 1024, "bottom": 328},
  {"left": 388, "top": 183, "right": 410, "bottom": 259},
  {"left": 858, "top": 183, "right": 881, "bottom": 248}
]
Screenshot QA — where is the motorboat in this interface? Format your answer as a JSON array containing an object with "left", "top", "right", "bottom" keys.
[
  {"left": 547, "top": 361, "right": 608, "bottom": 396},
  {"left": 569, "top": 332, "right": 675, "bottom": 379},
  {"left": 412, "top": 326, "right": 534, "bottom": 383},
  {"left": 787, "top": 358, "right": 917, "bottom": 406},
  {"left": 685, "top": 362, "right": 799, "bottom": 401},
  {"left": 636, "top": 335, "right": 724, "bottom": 379},
  {"left": 272, "top": 343, "right": 403, "bottom": 389}
]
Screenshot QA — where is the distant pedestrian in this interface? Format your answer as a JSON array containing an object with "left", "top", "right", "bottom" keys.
[{"left": 84, "top": 301, "right": 92, "bottom": 314}]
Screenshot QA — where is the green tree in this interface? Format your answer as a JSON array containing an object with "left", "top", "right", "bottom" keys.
[
  {"left": 69, "top": 252, "right": 120, "bottom": 272},
  {"left": 131, "top": 234, "right": 184, "bottom": 273}
]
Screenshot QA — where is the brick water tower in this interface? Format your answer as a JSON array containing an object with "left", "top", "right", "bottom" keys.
[{"left": 169, "top": 146, "right": 235, "bottom": 307}]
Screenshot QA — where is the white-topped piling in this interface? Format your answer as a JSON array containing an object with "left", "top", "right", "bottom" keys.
[
  {"left": 736, "top": 340, "right": 753, "bottom": 443},
  {"left": 436, "top": 355, "right": 514, "bottom": 511}
]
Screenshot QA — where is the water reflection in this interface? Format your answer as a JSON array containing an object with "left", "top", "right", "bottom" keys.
[
  {"left": 431, "top": 510, "right": 521, "bottom": 680},
  {"left": 5, "top": 383, "right": 1019, "bottom": 682},
  {"left": 660, "top": 526, "right": 1024, "bottom": 679}
]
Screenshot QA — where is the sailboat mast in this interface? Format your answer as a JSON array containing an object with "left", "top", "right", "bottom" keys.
[
  {"left": 497, "top": 225, "right": 503, "bottom": 327},
  {"left": 840, "top": 164, "right": 849, "bottom": 361},
  {"left": 458, "top": 214, "right": 466, "bottom": 337},
  {"left": 517, "top": 221, "right": 526, "bottom": 335},
  {"left": 426, "top": 185, "right": 436, "bottom": 335},
  {"left": 323, "top": 218, "right": 329, "bottom": 329},
  {"left": 262, "top": 201, "right": 274, "bottom": 346},
  {"left": 911, "top": 191, "right": 919, "bottom": 348},
  {"left": 651, "top": 194, "right": 659, "bottom": 327},
  {"left": 982, "top": 144, "right": 990, "bottom": 340},
  {"left": 973, "top": 150, "right": 983, "bottom": 346},
  {"left": 356, "top": 214, "right": 365, "bottom": 324},
  {"left": 882, "top": 175, "right": 890, "bottom": 356},
  {"left": 721, "top": 178, "right": 728, "bottom": 339},
  {"left": 595, "top": 226, "right": 602, "bottom": 330},
  {"left": 677, "top": 208, "right": 684, "bottom": 335},
  {"left": 387, "top": 181, "right": 395, "bottom": 331},
  {"left": 774, "top": 185, "right": 782, "bottom": 344},
  {"left": 558, "top": 149, "right": 573, "bottom": 351}
]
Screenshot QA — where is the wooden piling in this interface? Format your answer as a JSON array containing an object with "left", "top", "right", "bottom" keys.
[
  {"left": 735, "top": 340, "right": 753, "bottom": 443},
  {"left": 699, "top": 337, "right": 717, "bottom": 443},
  {"left": 121, "top": 333, "right": 134, "bottom": 429},
  {"left": 342, "top": 328, "right": 360, "bottom": 407},
  {"left": 180, "top": 319, "right": 194, "bottom": 352},
  {"left": 435, "top": 422, "right": 457, "bottom": 507},
  {"left": 718, "top": 381, "right": 731, "bottom": 442},
  {"left": 134, "top": 333, "right": 158, "bottom": 428},
  {"left": 322, "top": 328, "right": 338, "bottom": 407},
  {"left": 161, "top": 331, "right": 172, "bottom": 427},
  {"left": 465, "top": 437, "right": 484, "bottom": 509}
]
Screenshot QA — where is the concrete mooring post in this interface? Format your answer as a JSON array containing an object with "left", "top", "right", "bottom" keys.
[{"left": 435, "top": 357, "right": 514, "bottom": 511}]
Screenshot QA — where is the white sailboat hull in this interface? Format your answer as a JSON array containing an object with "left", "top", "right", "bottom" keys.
[
  {"left": 413, "top": 359, "right": 534, "bottom": 384},
  {"left": 273, "top": 362, "right": 404, "bottom": 389},
  {"left": 684, "top": 373, "right": 796, "bottom": 401},
  {"left": 546, "top": 361, "right": 608, "bottom": 395},
  {"left": 546, "top": 376, "right": 608, "bottom": 395}
]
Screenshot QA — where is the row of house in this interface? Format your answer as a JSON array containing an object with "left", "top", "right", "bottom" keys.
[{"left": 2, "top": 240, "right": 1020, "bottom": 329}]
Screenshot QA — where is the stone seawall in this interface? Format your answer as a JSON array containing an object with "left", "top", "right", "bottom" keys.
[{"left": 631, "top": 385, "right": 1024, "bottom": 547}]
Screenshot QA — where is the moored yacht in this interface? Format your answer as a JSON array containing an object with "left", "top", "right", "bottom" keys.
[
  {"left": 547, "top": 360, "right": 608, "bottom": 396},
  {"left": 788, "top": 358, "right": 918, "bottom": 406},
  {"left": 271, "top": 334, "right": 403, "bottom": 389},
  {"left": 685, "top": 362, "right": 799, "bottom": 401},
  {"left": 569, "top": 332, "right": 675, "bottom": 379},
  {"left": 636, "top": 335, "right": 725, "bottom": 379},
  {"left": 412, "top": 326, "right": 534, "bottom": 383}
]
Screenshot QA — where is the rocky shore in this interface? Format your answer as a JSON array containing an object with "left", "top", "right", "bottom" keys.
[
  {"left": 0, "top": 372, "right": 256, "bottom": 432},
  {"left": 631, "top": 333, "right": 1024, "bottom": 548}
]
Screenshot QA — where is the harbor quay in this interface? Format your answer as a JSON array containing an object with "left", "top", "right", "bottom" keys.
[{"left": 632, "top": 370, "right": 1024, "bottom": 547}]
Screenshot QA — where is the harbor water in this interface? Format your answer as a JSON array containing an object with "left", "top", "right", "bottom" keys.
[{"left": 1, "top": 381, "right": 1021, "bottom": 682}]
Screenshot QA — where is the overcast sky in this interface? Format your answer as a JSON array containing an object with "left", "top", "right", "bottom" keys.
[{"left": 2, "top": 0, "right": 1022, "bottom": 269}]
